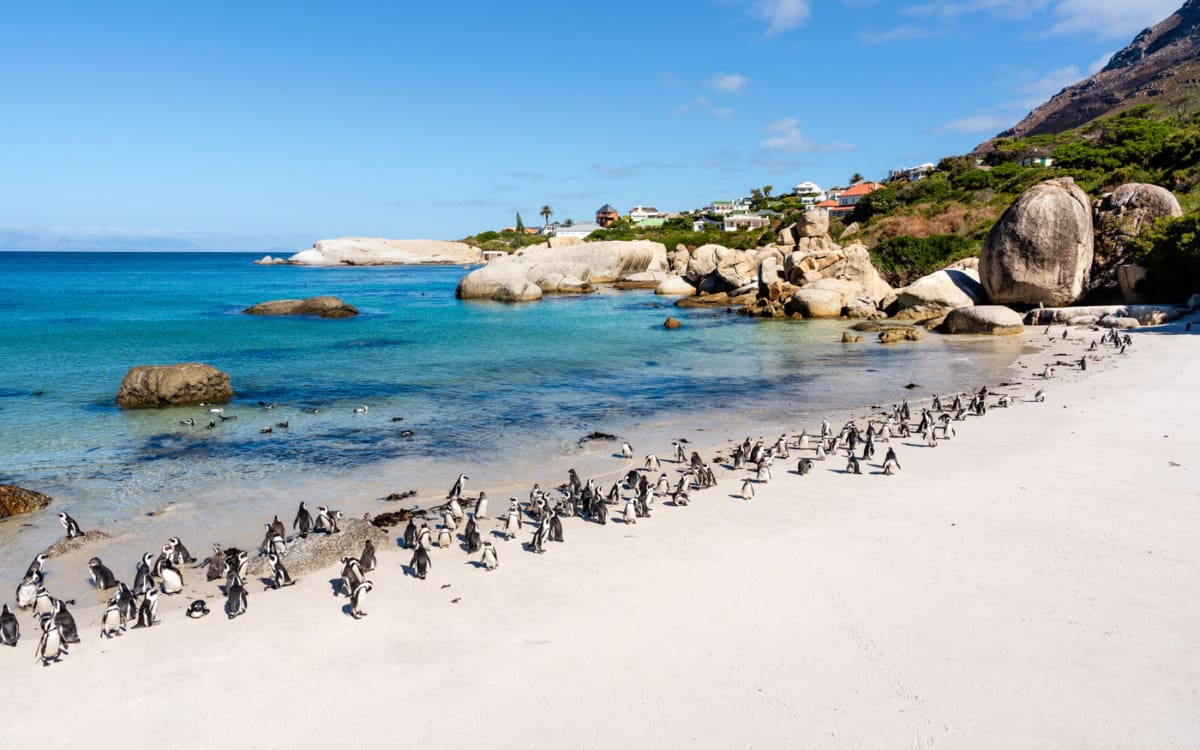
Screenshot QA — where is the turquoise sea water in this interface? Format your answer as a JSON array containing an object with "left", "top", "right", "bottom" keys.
[{"left": 0, "top": 251, "right": 1026, "bottom": 532}]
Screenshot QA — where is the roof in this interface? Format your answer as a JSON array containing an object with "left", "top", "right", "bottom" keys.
[
  {"left": 596, "top": 204, "right": 618, "bottom": 214},
  {"left": 840, "top": 182, "right": 884, "bottom": 198},
  {"left": 814, "top": 199, "right": 838, "bottom": 208}
]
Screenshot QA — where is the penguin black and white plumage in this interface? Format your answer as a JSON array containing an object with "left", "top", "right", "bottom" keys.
[
  {"left": 339, "top": 557, "right": 364, "bottom": 596},
  {"left": 528, "top": 523, "right": 546, "bottom": 554},
  {"left": 160, "top": 559, "right": 184, "bottom": 595},
  {"left": 797, "top": 458, "right": 813, "bottom": 476},
  {"left": 268, "top": 515, "right": 287, "bottom": 541},
  {"left": 168, "top": 537, "right": 196, "bottom": 565},
  {"left": 755, "top": 459, "right": 771, "bottom": 483},
  {"left": 846, "top": 456, "right": 862, "bottom": 475},
  {"left": 594, "top": 498, "right": 608, "bottom": 525},
  {"left": 134, "top": 589, "right": 159, "bottom": 629},
  {"left": 620, "top": 442, "right": 634, "bottom": 459},
  {"left": 152, "top": 543, "right": 173, "bottom": 578},
  {"left": 16, "top": 574, "right": 39, "bottom": 610},
  {"left": 466, "top": 521, "right": 482, "bottom": 554},
  {"left": 448, "top": 496, "right": 465, "bottom": 525},
  {"left": 409, "top": 547, "right": 432, "bottom": 580},
  {"left": 294, "top": 502, "right": 313, "bottom": 538},
  {"left": 623, "top": 498, "right": 637, "bottom": 524},
  {"left": 267, "top": 553, "right": 294, "bottom": 589},
  {"left": 225, "top": 576, "right": 247, "bottom": 619},
  {"left": 35, "top": 614, "right": 66, "bottom": 666},
  {"left": 33, "top": 586, "right": 58, "bottom": 618},
  {"left": 1034, "top": 389, "right": 1046, "bottom": 403},
  {"left": 100, "top": 597, "right": 126, "bottom": 638},
  {"left": 417, "top": 524, "right": 433, "bottom": 551},
  {"left": 0, "top": 604, "right": 19, "bottom": 646},
  {"left": 740, "top": 479, "right": 755, "bottom": 501},
  {"left": 314, "top": 505, "right": 339, "bottom": 534},
  {"left": 54, "top": 600, "right": 81, "bottom": 644},
  {"left": 437, "top": 526, "right": 453, "bottom": 549},
  {"left": 24, "top": 553, "right": 47, "bottom": 581},
  {"left": 674, "top": 441, "right": 687, "bottom": 464},
  {"left": 481, "top": 541, "right": 499, "bottom": 571},
  {"left": 58, "top": 512, "right": 83, "bottom": 539},
  {"left": 205, "top": 544, "right": 226, "bottom": 582},
  {"left": 882, "top": 447, "right": 901, "bottom": 475},
  {"left": 503, "top": 505, "right": 522, "bottom": 540},
  {"left": 186, "top": 600, "right": 210, "bottom": 619},
  {"left": 116, "top": 583, "right": 138, "bottom": 622},
  {"left": 644, "top": 454, "right": 660, "bottom": 472},
  {"left": 475, "top": 492, "right": 489, "bottom": 521},
  {"left": 403, "top": 518, "right": 418, "bottom": 549},
  {"left": 134, "top": 552, "right": 156, "bottom": 595},
  {"left": 548, "top": 514, "right": 564, "bottom": 543},
  {"left": 442, "top": 510, "right": 458, "bottom": 534},
  {"left": 448, "top": 473, "right": 469, "bottom": 501},
  {"left": 350, "top": 580, "right": 373, "bottom": 619},
  {"left": 359, "top": 539, "right": 377, "bottom": 573}
]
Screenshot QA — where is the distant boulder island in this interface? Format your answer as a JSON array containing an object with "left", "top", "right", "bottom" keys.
[{"left": 256, "top": 237, "right": 482, "bottom": 266}]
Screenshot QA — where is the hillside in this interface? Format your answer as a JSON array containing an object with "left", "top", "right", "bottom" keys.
[{"left": 979, "top": 0, "right": 1200, "bottom": 146}]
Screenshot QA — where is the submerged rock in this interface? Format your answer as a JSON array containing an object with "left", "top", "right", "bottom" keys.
[
  {"left": 244, "top": 296, "right": 358, "bottom": 318},
  {"left": 0, "top": 485, "right": 53, "bottom": 519},
  {"left": 879, "top": 328, "right": 925, "bottom": 343},
  {"left": 116, "top": 363, "right": 232, "bottom": 408},
  {"left": 663, "top": 316, "right": 682, "bottom": 329}
]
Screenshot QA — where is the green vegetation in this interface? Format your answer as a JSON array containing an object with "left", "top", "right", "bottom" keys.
[
  {"left": 1129, "top": 214, "right": 1200, "bottom": 303},
  {"left": 869, "top": 234, "right": 977, "bottom": 286},
  {"left": 589, "top": 217, "right": 773, "bottom": 251}
]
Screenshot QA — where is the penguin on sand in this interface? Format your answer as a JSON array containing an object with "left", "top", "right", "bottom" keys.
[
  {"left": 409, "top": 547, "right": 432, "bottom": 580},
  {"left": 186, "top": 600, "right": 210, "bottom": 619},
  {"left": 339, "top": 557, "right": 364, "bottom": 596},
  {"left": 481, "top": 541, "right": 499, "bottom": 571},
  {"left": 204, "top": 544, "right": 226, "bottom": 582},
  {"left": 623, "top": 497, "right": 637, "bottom": 525},
  {"left": 503, "top": 501, "right": 523, "bottom": 540},
  {"left": 448, "top": 473, "right": 469, "bottom": 501},
  {"left": 350, "top": 580, "right": 373, "bottom": 619},
  {"left": 882, "top": 447, "right": 901, "bottom": 475},
  {"left": 465, "top": 517, "right": 482, "bottom": 553},
  {"left": 159, "top": 558, "right": 184, "bottom": 595},
  {"left": 741, "top": 479, "right": 755, "bottom": 501},
  {"left": 15, "top": 574, "right": 38, "bottom": 610},
  {"left": 268, "top": 553, "right": 294, "bottom": 589},
  {"left": 359, "top": 539, "right": 377, "bottom": 573},
  {"left": 0, "top": 604, "right": 18, "bottom": 646},
  {"left": 100, "top": 596, "right": 125, "bottom": 638},
  {"left": 403, "top": 518, "right": 418, "bottom": 549},
  {"left": 35, "top": 614, "right": 66, "bottom": 666},
  {"left": 474, "top": 492, "right": 489, "bottom": 521},
  {"left": 54, "top": 600, "right": 81, "bottom": 644},
  {"left": 88, "top": 557, "right": 118, "bottom": 590},
  {"left": 133, "top": 589, "right": 159, "bottom": 629},
  {"left": 225, "top": 575, "right": 248, "bottom": 619},
  {"left": 797, "top": 458, "right": 813, "bottom": 476}
]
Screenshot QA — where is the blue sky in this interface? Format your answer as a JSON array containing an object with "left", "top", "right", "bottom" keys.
[{"left": 0, "top": 0, "right": 1182, "bottom": 251}]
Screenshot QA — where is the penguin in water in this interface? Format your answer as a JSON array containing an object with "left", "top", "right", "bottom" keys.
[
  {"left": 168, "top": 537, "right": 196, "bottom": 565},
  {"left": 350, "top": 580, "right": 373, "bottom": 619},
  {"left": 339, "top": 557, "right": 364, "bottom": 596},
  {"left": 448, "top": 473, "right": 469, "bottom": 501},
  {"left": 88, "top": 557, "right": 118, "bottom": 590},
  {"left": 409, "top": 547, "right": 432, "bottom": 580},
  {"left": 475, "top": 492, "right": 489, "bottom": 521},
  {"left": 403, "top": 518, "right": 418, "bottom": 549},
  {"left": 54, "top": 600, "right": 81, "bottom": 644},
  {"left": 294, "top": 502, "right": 313, "bottom": 538},
  {"left": 267, "top": 554, "right": 294, "bottom": 589},
  {"left": 882, "top": 447, "right": 901, "bottom": 475},
  {"left": 186, "top": 600, "right": 210, "bottom": 619},
  {"left": 35, "top": 614, "right": 66, "bottom": 666},
  {"left": 359, "top": 539, "right": 377, "bottom": 573},
  {"left": 15, "top": 574, "right": 38, "bottom": 610},
  {"left": 481, "top": 540, "right": 500, "bottom": 571},
  {"left": 202, "top": 544, "right": 225, "bottom": 582},
  {"left": 0, "top": 604, "right": 19, "bottom": 646},
  {"left": 845, "top": 456, "right": 862, "bottom": 475},
  {"left": 741, "top": 479, "right": 755, "bottom": 501},
  {"left": 160, "top": 558, "right": 184, "bottom": 595},
  {"left": 225, "top": 575, "right": 248, "bottom": 619},
  {"left": 133, "top": 589, "right": 159, "bottom": 628},
  {"left": 100, "top": 596, "right": 126, "bottom": 638},
  {"left": 58, "top": 512, "right": 83, "bottom": 539}
]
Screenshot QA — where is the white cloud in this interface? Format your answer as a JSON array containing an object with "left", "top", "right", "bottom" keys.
[
  {"left": 858, "top": 24, "right": 940, "bottom": 44},
  {"left": 760, "top": 118, "right": 854, "bottom": 153},
  {"left": 1010, "top": 64, "right": 1082, "bottom": 108},
  {"left": 756, "top": 0, "right": 811, "bottom": 36},
  {"left": 708, "top": 73, "right": 749, "bottom": 93},
  {"left": 696, "top": 95, "right": 736, "bottom": 120},
  {"left": 936, "top": 113, "right": 1014, "bottom": 133},
  {"left": 902, "top": 0, "right": 1177, "bottom": 40}
]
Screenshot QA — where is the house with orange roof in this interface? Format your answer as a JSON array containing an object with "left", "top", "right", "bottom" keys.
[{"left": 828, "top": 181, "right": 884, "bottom": 217}]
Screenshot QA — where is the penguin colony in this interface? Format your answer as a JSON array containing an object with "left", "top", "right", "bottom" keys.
[{"left": 1, "top": 325, "right": 1130, "bottom": 667}]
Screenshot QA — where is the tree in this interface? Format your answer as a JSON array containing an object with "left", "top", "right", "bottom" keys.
[
  {"left": 515, "top": 212, "right": 524, "bottom": 234},
  {"left": 539, "top": 204, "right": 553, "bottom": 227},
  {"left": 763, "top": 185, "right": 774, "bottom": 197},
  {"left": 850, "top": 172, "right": 864, "bottom": 184},
  {"left": 749, "top": 187, "right": 763, "bottom": 200}
]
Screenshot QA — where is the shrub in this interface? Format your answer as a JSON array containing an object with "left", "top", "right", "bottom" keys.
[
  {"left": 869, "top": 234, "right": 978, "bottom": 285},
  {"left": 1129, "top": 214, "right": 1200, "bottom": 303}
]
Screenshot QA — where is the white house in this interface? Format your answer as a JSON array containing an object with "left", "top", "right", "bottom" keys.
[
  {"left": 888, "top": 163, "right": 936, "bottom": 182},
  {"left": 629, "top": 205, "right": 666, "bottom": 222},
  {"left": 552, "top": 222, "right": 603, "bottom": 239},
  {"left": 724, "top": 214, "right": 769, "bottom": 232},
  {"left": 793, "top": 181, "right": 827, "bottom": 205},
  {"left": 707, "top": 199, "right": 748, "bottom": 216}
]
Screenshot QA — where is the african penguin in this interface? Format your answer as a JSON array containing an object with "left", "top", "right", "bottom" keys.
[
  {"left": 0, "top": 604, "right": 18, "bottom": 646},
  {"left": 58, "top": 512, "right": 83, "bottom": 539},
  {"left": 350, "top": 580, "right": 373, "bottom": 619},
  {"left": 481, "top": 541, "right": 499, "bottom": 571},
  {"left": 225, "top": 576, "right": 248, "bottom": 619}
]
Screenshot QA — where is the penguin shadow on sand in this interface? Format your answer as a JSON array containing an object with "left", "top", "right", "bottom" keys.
[
  {"left": 489, "top": 529, "right": 507, "bottom": 540},
  {"left": 466, "top": 559, "right": 487, "bottom": 570},
  {"left": 340, "top": 602, "right": 356, "bottom": 618},
  {"left": 327, "top": 577, "right": 345, "bottom": 596}
]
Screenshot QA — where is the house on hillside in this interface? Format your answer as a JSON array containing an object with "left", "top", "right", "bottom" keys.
[
  {"left": 888, "top": 163, "right": 936, "bottom": 182},
  {"left": 554, "top": 221, "right": 603, "bottom": 239},
  {"left": 793, "top": 181, "right": 827, "bottom": 205},
  {"left": 629, "top": 205, "right": 666, "bottom": 223},
  {"left": 595, "top": 204, "right": 620, "bottom": 228},
  {"left": 724, "top": 214, "right": 769, "bottom": 232},
  {"left": 828, "top": 181, "right": 884, "bottom": 217},
  {"left": 1020, "top": 156, "right": 1055, "bottom": 168},
  {"left": 707, "top": 199, "right": 748, "bottom": 216}
]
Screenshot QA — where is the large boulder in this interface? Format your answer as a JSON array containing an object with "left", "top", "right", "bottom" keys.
[
  {"left": 656, "top": 276, "right": 697, "bottom": 296},
  {"left": 286, "top": 238, "right": 482, "bottom": 265},
  {"left": 1027, "top": 304, "right": 1184, "bottom": 327},
  {"left": 247, "top": 517, "right": 389, "bottom": 579},
  {"left": 0, "top": 485, "right": 53, "bottom": 519},
  {"left": 1092, "top": 183, "right": 1183, "bottom": 301},
  {"left": 116, "top": 363, "right": 232, "bottom": 408},
  {"left": 685, "top": 244, "right": 721, "bottom": 282},
  {"left": 892, "top": 269, "right": 984, "bottom": 320},
  {"left": 777, "top": 209, "right": 829, "bottom": 245},
  {"left": 457, "top": 241, "right": 666, "bottom": 301},
  {"left": 243, "top": 296, "right": 358, "bottom": 318},
  {"left": 980, "top": 177, "right": 1094, "bottom": 306},
  {"left": 939, "top": 305, "right": 1025, "bottom": 335},
  {"left": 788, "top": 288, "right": 843, "bottom": 318}
]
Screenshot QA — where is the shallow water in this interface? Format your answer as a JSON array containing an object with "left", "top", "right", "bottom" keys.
[{"left": 0, "top": 251, "right": 1029, "bottom": 576}]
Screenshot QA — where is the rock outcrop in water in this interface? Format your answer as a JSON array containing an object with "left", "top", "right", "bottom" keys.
[
  {"left": 285, "top": 238, "right": 482, "bottom": 266},
  {"left": 456, "top": 240, "right": 668, "bottom": 302},
  {"left": 244, "top": 296, "right": 359, "bottom": 318},
  {"left": 0, "top": 485, "right": 53, "bottom": 519},
  {"left": 116, "top": 363, "right": 233, "bottom": 408}
]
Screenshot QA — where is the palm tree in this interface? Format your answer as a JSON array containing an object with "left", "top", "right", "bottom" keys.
[
  {"left": 539, "top": 204, "right": 553, "bottom": 228},
  {"left": 763, "top": 185, "right": 773, "bottom": 197},
  {"left": 850, "top": 173, "right": 864, "bottom": 184}
]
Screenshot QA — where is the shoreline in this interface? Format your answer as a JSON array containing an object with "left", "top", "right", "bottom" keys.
[{"left": 1, "top": 315, "right": 1196, "bottom": 747}]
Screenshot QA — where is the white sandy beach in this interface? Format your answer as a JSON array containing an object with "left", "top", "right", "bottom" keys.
[{"left": 1, "top": 319, "right": 1197, "bottom": 749}]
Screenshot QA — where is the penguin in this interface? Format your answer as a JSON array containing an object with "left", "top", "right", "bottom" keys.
[
  {"left": 846, "top": 456, "right": 862, "bottom": 475},
  {"left": 409, "top": 547, "right": 432, "bottom": 580},
  {"left": 403, "top": 518, "right": 418, "bottom": 549},
  {"left": 350, "top": 580, "right": 373, "bottom": 619},
  {"left": 160, "top": 558, "right": 184, "bottom": 595},
  {"left": 314, "top": 505, "right": 340, "bottom": 534},
  {"left": 23, "top": 553, "right": 47, "bottom": 581},
  {"left": 134, "top": 552, "right": 156, "bottom": 595},
  {"left": 924, "top": 427, "right": 938, "bottom": 448},
  {"left": 821, "top": 417, "right": 831, "bottom": 438},
  {"left": 15, "top": 573, "right": 38, "bottom": 609},
  {"left": 644, "top": 454, "right": 660, "bottom": 472},
  {"left": 265, "top": 531, "right": 287, "bottom": 559},
  {"left": 797, "top": 458, "right": 813, "bottom": 476},
  {"left": 58, "top": 512, "right": 83, "bottom": 539},
  {"left": 798, "top": 431, "right": 810, "bottom": 451},
  {"left": 465, "top": 519, "right": 482, "bottom": 554},
  {"left": 674, "top": 441, "right": 687, "bottom": 463},
  {"left": 448, "top": 472, "right": 469, "bottom": 501},
  {"left": 528, "top": 523, "right": 546, "bottom": 554},
  {"left": 623, "top": 498, "right": 637, "bottom": 524},
  {"left": 1041, "top": 365, "right": 1054, "bottom": 379},
  {"left": 115, "top": 583, "right": 138, "bottom": 622},
  {"left": 674, "top": 490, "right": 690, "bottom": 506},
  {"left": 84, "top": 558, "right": 114, "bottom": 593},
  {"left": 152, "top": 543, "right": 172, "bottom": 578},
  {"left": 1079, "top": 357, "right": 1087, "bottom": 371},
  {"left": 548, "top": 513, "right": 564, "bottom": 543},
  {"left": 997, "top": 394, "right": 1012, "bottom": 408},
  {"left": 180, "top": 418, "right": 195, "bottom": 427},
  {"left": 882, "top": 447, "right": 901, "bottom": 475},
  {"left": 268, "top": 515, "right": 287, "bottom": 539},
  {"left": 0, "top": 604, "right": 18, "bottom": 646},
  {"left": 339, "top": 557, "right": 364, "bottom": 596},
  {"left": 475, "top": 492, "right": 489, "bottom": 521},
  {"left": 204, "top": 544, "right": 226, "bottom": 582},
  {"left": 442, "top": 510, "right": 458, "bottom": 533},
  {"left": 186, "top": 600, "right": 210, "bottom": 619},
  {"left": 294, "top": 501, "right": 313, "bottom": 538},
  {"left": 448, "top": 496, "right": 465, "bottom": 525},
  {"left": 168, "top": 537, "right": 196, "bottom": 565},
  {"left": 815, "top": 442, "right": 827, "bottom": 461},
  {"left": 359, "top": 539, "right": 377, "bottom": 573},
  {"left": 225, "top": 551, "right": 249, "bottom": 589},
  {"left": 35, "top": 614, "right": 66, "bottom": 666},
  {"left": 33, "top": 586, "right": 58, "bottom": 618},
  {"left": 267, "top": 553, "right": 294, "bottom": 589},
  {"left": 740, "top": 479, "right": 755, "bottom": 501},
  {"left": 54, "top": 600, "right": 81, "bottom": 644},
  {"left": 481, "top": 541, "right": 499, "bottom": 571},
  {"left": 621, "top": 442, "right": 634, "bottom": 459},
  {"left": 100, "top": 597, "right": 126, "bottom": 638},
  {"left": 1034, "top": 389, "right": 1046, "bottom": 403},
  {"left": 594, "top": 497, "right": 608, "bottom": 525},
  {"left": 225, "top": 576, "right": 247, "bottom": 619},
  {"left": 755, "top": 459, "right": 771, "bottom": 483},
  {"left": 134, "top": 589, "right": 159, "bottom": 628},
  {"left": 503, "top": 504, "right": 523, "bottom": 540},
  {"left": 437, "top": 526, "right": 453, "bottom": 549},
  {"left": 417, "top": 524, "right": 433, "bottom": 551},
  {"left": 260, "top": 426, "right": 273, "bottom": 434}
]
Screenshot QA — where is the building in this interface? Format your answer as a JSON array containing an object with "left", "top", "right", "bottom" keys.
[
  {"left": 707, "top": 198, "right": 749, "bottom": 216},
  {"left": 888, "top": 163, "right": 936, "bottom": 182},
  {"left": 629, "top": 205, "right": 666, "bottom": 222},
  {"left": 553, "top": 221, "right": 603, "bottom": 239},
  {"left": 724, "top": 214, "right": 770, "bottom": 232},
  {"left": 828, "top": 181, "right": 884, "bottom": 217},
  {"left": 481, "top": 250, "right": 507, "bottom": 262},
  {"left": 595, "top": 204, "right": 620, "bottom": 228},
  {"left": 793, "top": 181, "right": 827, "bottom": 205},
  {"left": 1020, "top": 156, "right": 1054, "bottom": 168}
]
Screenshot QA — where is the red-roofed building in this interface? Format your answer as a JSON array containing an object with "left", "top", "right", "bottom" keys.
[{"left": 829, "top": 181, "right": 884, "bottom": 216}]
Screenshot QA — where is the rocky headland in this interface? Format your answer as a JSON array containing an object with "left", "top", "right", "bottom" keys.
[{"left": 260, "top": 237, "right": 482, "bottom": 266}]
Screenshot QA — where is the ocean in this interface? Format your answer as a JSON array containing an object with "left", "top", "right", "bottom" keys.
[{"left": 0, "top": 251, "right": 1028, "bottom": 576}]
